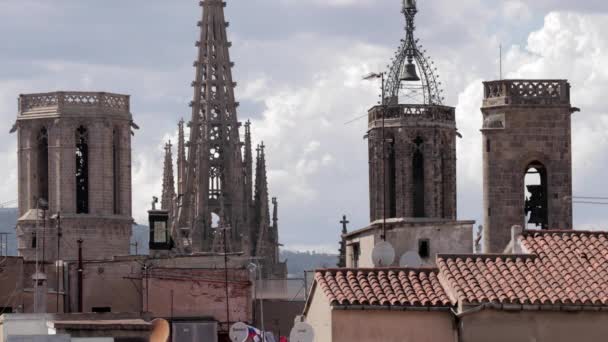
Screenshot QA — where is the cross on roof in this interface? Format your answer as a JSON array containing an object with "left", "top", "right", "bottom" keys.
[{"left": 340, "top": 215, "right": 349, "bottom": 234}]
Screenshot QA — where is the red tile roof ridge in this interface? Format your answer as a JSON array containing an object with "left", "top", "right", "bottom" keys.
[
  {"left": 437, "top": 254, "right": 538, "bottom": 261},
  {"left": 522, "top": 229, "right": 608, "bottom": 236},
  {"left": 314, "top": 267, "right": 440, "bottom": 273}
]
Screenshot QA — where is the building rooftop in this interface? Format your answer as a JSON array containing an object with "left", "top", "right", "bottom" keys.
[
  {"left": 309, "top": 229, "right": 608, "bottom": 314},
  {"left": 314, "top": 268, "right": 452, "bottom": 308}
]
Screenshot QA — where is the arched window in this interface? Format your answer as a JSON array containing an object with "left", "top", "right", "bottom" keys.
[
  {"left": 37, "top": 127, "right": 49, "bottom": 204},
  {"left": 75, "top": 126, "right": 89, "bottom": 214},
  {"left": 412, "top": 137, "right": 425, "bottom": 217},
  {"left": 524, "top": 161, "right": 548, "bottom": 229},
  {"left": 113, "top": 128, "right": 120, "bottom": 215}
]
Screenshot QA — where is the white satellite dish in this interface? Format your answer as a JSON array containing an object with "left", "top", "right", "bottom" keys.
[
  {"left": 399, "top": 251, "right": 423, "bottom": 267},
  {"left": 229, "top": 322, "right": 249, "bottom": 342},
  {"left": 290, "top": 322, "right": 314, "bottom": 342},
  {"left": 371, "top": 241, "right": 395, "bottom": 267}
]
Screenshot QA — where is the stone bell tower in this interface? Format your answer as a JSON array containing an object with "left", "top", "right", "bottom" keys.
[
  {"left": 481, "top": 80, "right": 575, "bottom": 252},
  {"left": 14, "top": 91, "right": 135, "bottom": 261},
  {"left": 368, "top": 0, "right": 457, "bottom": 223}
]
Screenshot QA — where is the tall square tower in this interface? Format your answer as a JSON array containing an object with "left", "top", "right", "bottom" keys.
[
  {"left": 14, "top": 91, "right": 134, "bottom": 261},
  {"left": 481, "top": 80, "right": 576, "bottom": 252}
]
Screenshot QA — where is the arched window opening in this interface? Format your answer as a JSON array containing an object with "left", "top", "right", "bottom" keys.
[
  {"left": 387, "top": 138, "right": 397, "bottom": 218},
  {"left": 412, "top": 137, "right": 425, "bottom": 217},
  {"left": 113, "top": 129, "right": 120, "bottom": 215},
  {"left": 524, "top": 161, "right": 548, "bottom": 229},
  {"left": 75, "top": 126, "right": 89, "bottom": 214},
  {"left": 37, "top": 127, "right": 49, "bottom": 205}
]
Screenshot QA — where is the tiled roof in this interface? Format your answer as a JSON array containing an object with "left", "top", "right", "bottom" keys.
[
  {"left": 437, "top": 230, "right": 608, "bottom": 307},
  {"left": 315, "top": 268, "right": 452, "bottom": 307}
]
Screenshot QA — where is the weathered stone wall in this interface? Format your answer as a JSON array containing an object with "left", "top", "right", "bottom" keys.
[
  {"left": 15, "top": 92, "right": 133, "bottom": 262},
  {"left": 368, "top": 105, "right": 457, "bottom": 222},
  {"left": 481, "top": 80, "right": 574, "bottom": 252}
]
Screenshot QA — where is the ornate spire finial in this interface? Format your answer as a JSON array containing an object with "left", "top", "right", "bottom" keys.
[
  {"left": 384, "top": 0, "right": 443, "bottom": 105},
  {"left": 161, "top": 141, "right": 176, "bottom": 214}
]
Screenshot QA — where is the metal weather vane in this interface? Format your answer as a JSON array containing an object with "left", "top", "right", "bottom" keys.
[{"left": 384, "top": 0, "right": 444, "bottom": 105}]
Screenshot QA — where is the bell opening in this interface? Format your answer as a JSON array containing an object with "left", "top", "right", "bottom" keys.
[{"left": 524, "top": 162, "right": 548, "bottom": 230}]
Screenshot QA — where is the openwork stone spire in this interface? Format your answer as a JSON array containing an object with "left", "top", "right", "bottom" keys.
[
  {"left": 177, "top": 119, "right": 186, "bottom": 196},
  {"left": 166, "top": 1, "right": 287, "bottom": 278},
  {"left": 161, "top": 141, "right": 176, "bottom": 215},
  {"left": 176, "top": 0, "right": 245, "bottom": 252}
]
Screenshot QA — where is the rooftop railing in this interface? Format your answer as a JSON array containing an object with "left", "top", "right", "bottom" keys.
[
  {"left": 19, "top": 91, "right": 130, "bottom": 115},
  {"left": 368, "top": 104, "right": 455, "bottom": 125},
  {"left": 483, "top": 80, "right": 570, "bottom": 107}
]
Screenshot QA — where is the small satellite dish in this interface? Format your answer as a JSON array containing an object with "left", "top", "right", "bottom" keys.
[
  {"left": 371, "top": 241, "right": 395, "bottom": 267},
  {"left": 290, "top": 322, "right": 314, "bottom": 342},
  {"left": 229, "top": 322, "right": 249, "bottom": 342},
  {"left": 399, "top": 251, "right": 423, "bottom": 267}
]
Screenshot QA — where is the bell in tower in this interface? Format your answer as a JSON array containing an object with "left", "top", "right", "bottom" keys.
[{"left": 400, "top": 61, "right": 420, "bottom": 82}]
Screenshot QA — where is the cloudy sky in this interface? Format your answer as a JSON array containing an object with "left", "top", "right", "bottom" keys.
[{"left": 1, "top": 0, "right": 608, "bottom": 252}]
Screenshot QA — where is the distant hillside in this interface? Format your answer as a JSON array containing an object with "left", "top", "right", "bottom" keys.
[
  {"left": 281, "top": 250, "right": 338, "bottom": 278},
  {"left": 0, "top": 208, "right": 18, "bottom": 256}
]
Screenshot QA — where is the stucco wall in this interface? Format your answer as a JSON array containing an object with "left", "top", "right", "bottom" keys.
[
  {"left": 460, "top": 310, "right": 608, "bottom": 342},
  {"left": 304, "top": 289, "right": 332, "bottom": 342},
  {"left": 346, "top": 220, "right": 473, "bottom": 268},
  {"left": 144, "top": 268, "right": 252, "bottom": 323},
  {"left": 332, "top": 309, "right": 454, "bottom": 342}
]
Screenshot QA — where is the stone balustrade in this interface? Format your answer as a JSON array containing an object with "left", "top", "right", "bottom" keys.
[
  {"left": 483, "top": 80, "right": 570, "bottom": 107},
  {"left": 19, "top": 91, "right": 130, "bottom": 116}
]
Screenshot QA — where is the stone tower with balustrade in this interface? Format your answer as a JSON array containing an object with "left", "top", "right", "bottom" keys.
[
  {"left": 14, "top": 91, "right": 134, "bottom": 262},
  {"left": 481, "top": 80, "right": 576, "bottom": 252}
]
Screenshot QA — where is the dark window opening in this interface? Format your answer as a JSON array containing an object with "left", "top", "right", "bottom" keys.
[
  {"left": 37, "top": 127, "right": 49, "bottom": 205},
  {"left": 441, "top": 151, "right": 448, "bottom": 218},
  {"left": 113, "top": 129, "right": 120, "bottom": 215},
  {"left": 418, "top": 239, "right": 430, "bottom": 259},
  {"left": 387, "top": 139, "right": 397, "bottom": 218},
  {"left": 31, "top": 232, "right": 37, "bottom": 249},
  {"left": 92, "top": 307, "right": 111, "bottom": 313},
  {"left": 413, "top": 137, "right": 425, "bottom": 217},
  {"left": 486, "top": 139, "right": 491, "bottom": 153},
  {"left": 351, "top": 243, "right": 360, "bottom": 268},
  {"left": 524, "top": 161, "right": 548, "bottom": 229},
  {"left": 75, "top": 126, "right": 89, "bottom": 214}
]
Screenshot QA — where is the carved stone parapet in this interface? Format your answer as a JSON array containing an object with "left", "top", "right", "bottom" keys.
[
  {"left": 19, "top": 91, "right": 131, "bottom": 118},
  {"left": 368, "top": 104, "right": 455, "bottom": 129},
  {"left": 482, "top": 80, "right": 570, "bottom": 108}
]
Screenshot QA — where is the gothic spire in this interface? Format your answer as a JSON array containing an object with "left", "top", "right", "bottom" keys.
[
  {"left": 254, "top": 143, "right": 272, "bottom": 261},
  {"left": 244, "top": 120, "right": 253, "bottom": 205},
  {"left": 177, "top": 119, "right": 186, "bottom": 196},
  {"left": 175, "top": 0, "right": 244, "bottom": 253},
  {"left": 161, "top": 141, "right": 176, "bottom": 215}
]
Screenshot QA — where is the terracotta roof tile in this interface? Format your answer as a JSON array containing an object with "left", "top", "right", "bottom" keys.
[
  {"left": 314, "top": 268, "right": 452, "bottom": 307},
  {"left": 437, "top": 230, "right": 608, "bottom": 307}
]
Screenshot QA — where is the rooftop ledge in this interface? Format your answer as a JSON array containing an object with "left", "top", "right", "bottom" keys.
[
  {"left": 367, "top": 103, "right": 456, "bottom": 128},
  {"left": 482, "top": 79, "right": 571, "bottom": 107},
  {"left": 18, "top": 91, "right": 131, "bottom": 117}
]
